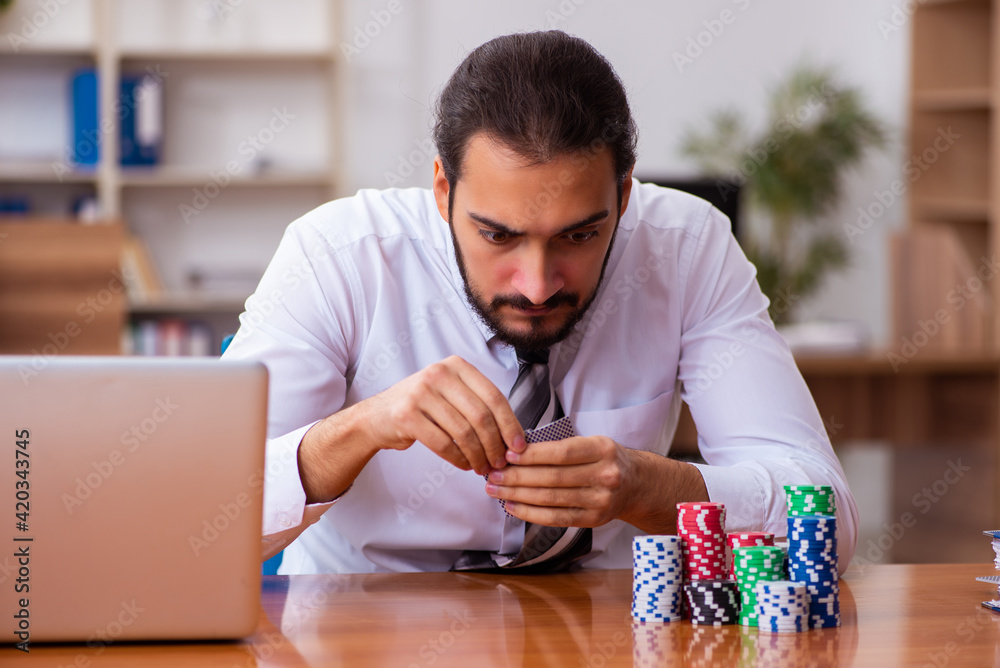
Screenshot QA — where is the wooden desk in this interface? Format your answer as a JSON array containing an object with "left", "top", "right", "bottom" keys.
[{"left": 6, "top": 564, "right": 999, "bottom": 666}]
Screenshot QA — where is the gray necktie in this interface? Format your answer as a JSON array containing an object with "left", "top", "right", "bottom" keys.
[{"left": 451, "top": 348, "right": 591, "bottom": 573}]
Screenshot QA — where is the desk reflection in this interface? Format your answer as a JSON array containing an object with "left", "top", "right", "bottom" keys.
[{"left": 263, "top": 570, "right": 858, "bottom": 667}]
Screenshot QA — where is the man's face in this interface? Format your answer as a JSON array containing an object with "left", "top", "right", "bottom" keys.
[{"left": 433, "top": 133, "right": 632, "bottom": 351}]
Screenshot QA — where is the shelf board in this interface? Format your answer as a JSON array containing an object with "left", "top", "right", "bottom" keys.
[
  {"left": 120, "top": 166, "right": 332, "bottom": 188},
  {"left": 118, "top": 49, "right": 333, "bottom": 63},
  {"left": 914, "top": 197, "right": 990, "bottom": 221},
  {"left": 795, "top": 351, "right": 1000, "bottom": 375},
  {"left": 0, "top": 44, "right": 95, "bottom": 58},
  {"left": 914, "top": 87, "right": 991, "bottom": 111},
  {"left": 0, "top": 163, "right": 98, "bottom": 184},
  {"left": 919, "top": 0, "right": 990, "bottom": 5},
  {"left": 128, "top": 293, "right": 247, "bottom": 314}
]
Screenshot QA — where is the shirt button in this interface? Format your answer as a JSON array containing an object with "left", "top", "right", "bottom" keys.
[{"left": 280, "top": 516, "right": 292, "bottom": 528}]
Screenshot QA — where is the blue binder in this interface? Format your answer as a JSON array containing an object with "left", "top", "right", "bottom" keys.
[
  {"left": 120, "top": 74, "right": 163, "bottom": 166},
  {"left": 71, "top": 69, "right": 99, "bottom": 166}
]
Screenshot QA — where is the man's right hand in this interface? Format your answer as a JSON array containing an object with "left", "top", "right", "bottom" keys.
[
  {"left": 298, "top": 355, "right": 524, "bottom": 504},
  {"left": 365, "top": 355, "right": 525, "bottom": 474}
]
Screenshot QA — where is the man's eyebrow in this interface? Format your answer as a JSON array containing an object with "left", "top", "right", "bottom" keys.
[{"left": 467, "top": 210, "right": 610, "bottom": 236}]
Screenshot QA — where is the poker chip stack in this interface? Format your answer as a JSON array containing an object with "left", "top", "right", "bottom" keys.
[
  {"left": 732, "top": 545, "right": 787, "bottom": 627},
  {"left": 992, "top": 533, "right": 1000, "bottom": 603},
  {"left": 785, "top": 484, "right": 836, "bottom": 517},
  {"left": 677, "top": 502, "right": 728, "bottom": 580},
  {"left": 981, "top": 531, "right": 1000, "bottom": 610},
  {"left": 727, "top": 531, "right": 775, "bottom": 579},
  {"left": 632, "top": 535, "right": 684, "bottom": 623},
  {"left": 754, "top": 580, "right": 809, "bottom": 633},
  {"left": 683, "top": 580, "right": 740, "bottom": 626},
  {"left": 787, "top": 513, "right": 841, "bottom": 628}
]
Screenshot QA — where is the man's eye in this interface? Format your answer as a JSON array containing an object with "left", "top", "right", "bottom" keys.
[
  {"left": 567, "top": 230, "right": 598, "bottom": 244},
  {"left": 480, "top": 230, "right": 510, "bottom": 244}
]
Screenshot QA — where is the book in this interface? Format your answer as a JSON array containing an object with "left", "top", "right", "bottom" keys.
[
  {"left": 120, "top": 234, "right": 164, "bottom": 303},
  {"left": 128, "top": 319, "right": 215, "bottom": 357},
  {"left": 71, "top": 68, "right": 99, "bottom": 166},
  {"left": 120, "top": 73, "right": 163, "bottom": 166}
]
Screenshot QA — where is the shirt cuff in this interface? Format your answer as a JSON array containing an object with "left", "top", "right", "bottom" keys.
[
  {"left": 262, "top": 420, "right": 350, "bottom": 560},
  {"left": 262, "top": 500, "right": 336, "bottom": 561},
  {"left": 262, "top": 420, "right": 350, "bottom": 533},
  {"left": 689, "top": 462, "right": 767, "bottom": 533}
]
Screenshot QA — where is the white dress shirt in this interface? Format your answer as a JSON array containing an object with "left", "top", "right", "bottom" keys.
[{"left": 222, "top": 180, "right": 859, "bottom": 574}]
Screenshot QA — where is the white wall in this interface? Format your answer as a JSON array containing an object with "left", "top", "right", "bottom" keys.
[
  {"left": 338, "top": 0, "right": 911, "bottom": 347},
  {"left": 0, "top": 0, "right": 911, "bottom": 344}
]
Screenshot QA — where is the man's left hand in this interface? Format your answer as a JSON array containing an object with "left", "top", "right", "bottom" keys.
[
  {"left": 484, "top": 436, "right": 709, "bottom": 534},
  {"left": 485, "top": 435, "right": 633, "bottom": 528}
]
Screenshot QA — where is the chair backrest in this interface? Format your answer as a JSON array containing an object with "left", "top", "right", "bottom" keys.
[{"left": 221, "top": 331, "right": 284, "bottom": 576}]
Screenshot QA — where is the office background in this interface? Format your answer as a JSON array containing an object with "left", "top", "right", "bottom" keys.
[{"left": 0, "top": 0, "right": 990, "bottom": 566}]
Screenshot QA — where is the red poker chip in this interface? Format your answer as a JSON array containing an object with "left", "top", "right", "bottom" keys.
[
  {"left": 683, "top": 539, "right": 726, "bottom": 548},
  {"left": 676, "top": 502, "right": 726, "bottom": 511},
  {"left": 679, "top": 521, "right": 724, "bottom": 527},
  {"left": 681, "top": 528, "right": 726, "bottom": 536},
  {"left": 728, "top": 532, "right": 774, "bottom": 541},
  {"left": 679, "top": 522, "right": 725, "bottom": 529}
]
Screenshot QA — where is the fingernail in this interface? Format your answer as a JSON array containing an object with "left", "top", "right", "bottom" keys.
[
  {"left": 485, "top": 482, "right": 498, "bottom": 495},
  {"left": 512, "top": 435, "right": 526, "bottom": 452},
  {"left": 493, "top": 456, "right": 507, "bottom": 469},
  {"left": 488, "top": 470, "right": 503, "bottom": 483},
  {"left": 506, "top": 450, "right": 521, "bottom": 464}
]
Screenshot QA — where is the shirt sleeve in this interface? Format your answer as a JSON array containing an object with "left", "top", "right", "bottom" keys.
[
  {"left": 221, "top": 215, "right": 362, "bottom": 562},
  {"left": 676, "top": 206, "right": 860, "bottom": 574}
]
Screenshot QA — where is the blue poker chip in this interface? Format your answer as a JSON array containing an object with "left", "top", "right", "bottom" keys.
[{"left": 632, "top": 536, "right": 685, "bottom": 620}]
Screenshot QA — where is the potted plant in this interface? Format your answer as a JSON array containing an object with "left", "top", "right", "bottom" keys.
[{"left": 681, "top": 67, "right": 887, "bottom": 325}]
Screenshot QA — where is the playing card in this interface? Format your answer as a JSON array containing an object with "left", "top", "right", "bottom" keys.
[
  {"left": 491, "top": 417, "right": 576, "bottom": 515},
  {"left": 523, "top": 416, "right": 576, "bottom": 443}
]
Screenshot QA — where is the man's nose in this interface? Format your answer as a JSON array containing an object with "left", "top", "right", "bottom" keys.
[{"left": 510, "top": 247, "right": 565, "bottom": 305}]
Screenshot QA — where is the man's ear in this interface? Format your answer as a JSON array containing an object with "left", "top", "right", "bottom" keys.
[
  {"left": 432, "top": 156, "right": 451, "bottom": 222},
  {"left": 619, "top": 165, "right": 635, "bottom": 217}
]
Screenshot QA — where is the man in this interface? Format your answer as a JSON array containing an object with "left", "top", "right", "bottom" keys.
[{"left": 223, "top": 31, "right": 858, "bottom": 574}]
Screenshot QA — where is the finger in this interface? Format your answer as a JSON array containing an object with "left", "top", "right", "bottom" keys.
[
  {"left": 407, "top": 417, "right": 475, "bottom": 471},
  {"left": 450, "top": 357, "right": 525, "bottom": 462},
  {"left": 488, "top": 463, "right": 591, "bottom": 489},
  {"left": 435, "top": 378, "right": 509, "bottom": 471},
  {"left": 418, "top": 390, "right": 493, "bottom": 474},
  {"left": 487, "top": 481, "right": 594, "bottom": 509},
  {"left": 505, "top": 437, "right": 606, "bottom": 467},
  {"left": 502, "top": 501, "right": 593, "bottom": 528}
]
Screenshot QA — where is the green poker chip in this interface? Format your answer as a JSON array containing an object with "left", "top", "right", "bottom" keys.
[
  {"left": 733, "top": 546, "right": 786, "bottom": 627},
  {"left": 785, "top": 485, "right": 836, "bottom": 517}
]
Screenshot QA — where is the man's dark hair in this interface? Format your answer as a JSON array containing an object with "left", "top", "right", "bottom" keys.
[{"left": 433, "top": 31, "right": 638, "bottom": 214}]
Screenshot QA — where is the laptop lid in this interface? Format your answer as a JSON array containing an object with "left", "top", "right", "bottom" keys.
[{"left": 0, "top": 356, "right": 267, "bottom": 645}]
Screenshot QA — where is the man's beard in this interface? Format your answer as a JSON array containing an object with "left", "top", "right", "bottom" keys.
[{"left": 449, "top": 219, "right": 619, "bottom": 352}]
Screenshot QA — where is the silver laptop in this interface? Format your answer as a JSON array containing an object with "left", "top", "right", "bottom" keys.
[{"left": 0, "top": 356, "right": 267, "bottom": 645}]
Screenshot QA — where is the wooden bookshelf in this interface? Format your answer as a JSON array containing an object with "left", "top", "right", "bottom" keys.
[
  {"left": 886, "top": 0, "right": 1000, "bottom": 532},
  {"left": 893, "top": 0, "right": 996, "bottom": 357},
  {"left": 0, "top": 0, "right": 344, "bottom": 355}
]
